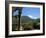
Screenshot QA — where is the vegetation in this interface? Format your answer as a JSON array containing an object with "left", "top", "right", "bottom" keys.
[{"left": 12, "top": 16, "right": 40, "bottom": 31}]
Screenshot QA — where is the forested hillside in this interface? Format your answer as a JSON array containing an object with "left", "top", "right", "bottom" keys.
[{"left": 12, "top": 16, "right": 40, "bottom": 31}]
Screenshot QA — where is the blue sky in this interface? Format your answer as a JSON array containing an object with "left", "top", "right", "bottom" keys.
[{"left": 13, "top": 7, "right": 40, "bottom": 19}]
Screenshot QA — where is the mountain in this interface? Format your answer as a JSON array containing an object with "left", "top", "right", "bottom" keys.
[
  {"left": 12, "top": 16, "right": 40, "bottom": 24},
  {"left": 21, "top": 16, "right": 32, "bottom": 23},
  {"left": 12, "top": 16, "right": 32, "bottom": 24}
]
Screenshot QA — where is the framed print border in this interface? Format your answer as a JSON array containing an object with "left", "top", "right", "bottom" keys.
[{"left": 5, "top": 1, "right": 45, "bottom": 37}]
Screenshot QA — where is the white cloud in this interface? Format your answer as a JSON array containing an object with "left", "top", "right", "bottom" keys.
[
  {"left": 28, "top": 15, "right": 33, "bottom": 18},
  {"left": 28, "top": 15, "right": 38, "bottom": 19}
]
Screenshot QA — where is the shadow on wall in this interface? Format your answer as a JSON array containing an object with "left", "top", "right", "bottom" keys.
[{"left": 6, "top": 37, "right": 21, "bottom": 38}]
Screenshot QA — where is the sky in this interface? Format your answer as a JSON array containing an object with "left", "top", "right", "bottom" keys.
[{"left": 13, "top": 7, "right": 40, "bottom": 19}]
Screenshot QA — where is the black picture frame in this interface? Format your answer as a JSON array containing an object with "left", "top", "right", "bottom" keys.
[{"left": 5, "top": 1, "right": 45, "bottom": 37}]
